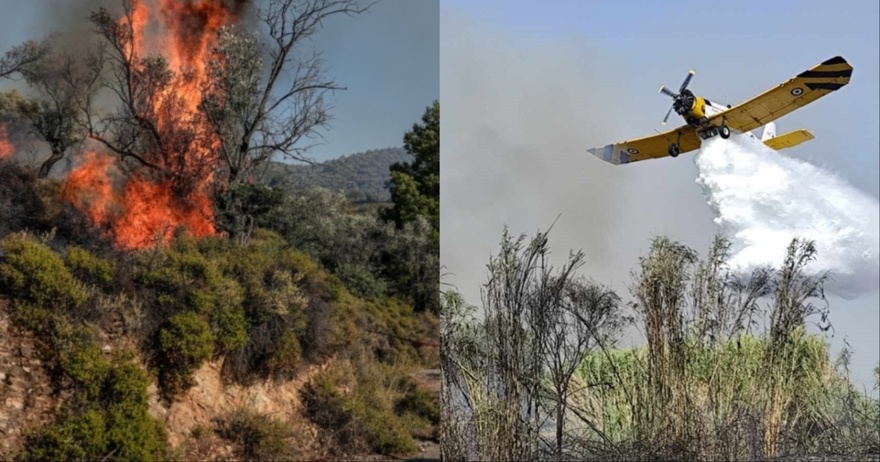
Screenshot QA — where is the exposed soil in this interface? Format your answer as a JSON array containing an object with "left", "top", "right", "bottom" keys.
[
  {"left": 0, "top": 298, "right": 441, "bottom": 461},
  {"left": 0, "top": 300, "right": 58, "bottom": 459}
]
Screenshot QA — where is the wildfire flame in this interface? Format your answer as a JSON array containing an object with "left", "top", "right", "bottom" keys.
[
  {"left": 62, "top": 0, "right": 245, "bottom": 250},
  {"left": 60, "top": 151, "right": 215, "bottom": 250},
  {"left": 0, "top": 124, "right": 14, "bottom": 160}
]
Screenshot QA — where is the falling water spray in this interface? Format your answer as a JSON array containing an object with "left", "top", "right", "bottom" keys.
[{"left": 695, "top": 136, "right": 879, "bottom": 299}]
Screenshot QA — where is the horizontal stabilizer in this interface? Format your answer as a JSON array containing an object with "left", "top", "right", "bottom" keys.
[{"left": 763, "top": 129, "right": 814, "bottom": 151}]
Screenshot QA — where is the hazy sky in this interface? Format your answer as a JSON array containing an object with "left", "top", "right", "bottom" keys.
[
  {"left": 440, "top": 0, "right": 879, "bottom": 389},
  {"left": 0, "top": 0, "right": 439, "bottom": 163}
]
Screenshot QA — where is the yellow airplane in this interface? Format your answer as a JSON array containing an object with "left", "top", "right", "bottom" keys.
[{"left": 587, "top": 56, "right": 853, "bottom": 165}]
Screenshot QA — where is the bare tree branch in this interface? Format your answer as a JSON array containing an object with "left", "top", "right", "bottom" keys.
[
  {"left": 201, "top": 0, "right": 373, "bottom": 186},
  {"left": 0, "top": 39, "right": 50, "bottom": 80}
]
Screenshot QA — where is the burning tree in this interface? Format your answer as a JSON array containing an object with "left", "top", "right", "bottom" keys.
[{"left": 53, "top": 0, "right": 369, "bottom": 249}]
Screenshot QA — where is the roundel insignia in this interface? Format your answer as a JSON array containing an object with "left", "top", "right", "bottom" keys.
[
  {"left": 790, "top": 87, "right": 804, "bottom": 96},
  {"left": 627, "top": 148, "right": 639, "bottom": 155}
]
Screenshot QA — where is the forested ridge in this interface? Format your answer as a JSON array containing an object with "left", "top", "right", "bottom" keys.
[{"left": 263, "top": 147, "right": 410, "bottom": 203}]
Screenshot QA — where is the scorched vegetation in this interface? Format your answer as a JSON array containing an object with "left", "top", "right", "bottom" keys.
[{"left": 441, "top": 229, "right": 880, "bottom": 462}]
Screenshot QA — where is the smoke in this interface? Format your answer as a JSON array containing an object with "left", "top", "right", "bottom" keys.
[
  {"left": 440, "top": 10, "right": 724, "bottom": 307},
  {"left": 34, "top": 0, "right": 117, "bottom": 54},
  {"left": 695, "top": 136, "right": 880, "bottom": 299}
]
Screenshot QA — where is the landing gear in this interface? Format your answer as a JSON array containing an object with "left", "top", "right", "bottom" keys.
[
  {"left": 669, "top": 131, "right": 682, "bottom": 158},
  {"left": 697, "top": 124, "right": 731, "bottom": 140}
]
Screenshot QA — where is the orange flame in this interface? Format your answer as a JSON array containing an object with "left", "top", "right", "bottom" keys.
[
  {"left": 0, "top": 124, "right": 14, "bottom": 160},
  {"left": 62, "top": 0, "right": 243, "bottom": 250},
  {"left": 61, "top": 151, "right": 215, "bottom": 250}
]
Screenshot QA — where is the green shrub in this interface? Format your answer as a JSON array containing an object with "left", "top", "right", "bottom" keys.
[
  {"left": 302, "top": 366, "right": 418, "bottom": 456},
  {"left": 278, "top": 249, "right": 323, "bottom": 281},
  {"left": 218, "top": 409, "right": 297, "bottom": 461},
  {"left": 10, "top": 302, "right": 53, "bottom": 334},
  {"left": 395, "top": 377, "right": 440, "bottom": 425},
  {"left": 0, "top": 233, "right": 87, "bottom": 309},
  {"left": 187, "top": 278, "right": 247, "bottom": 353},
  {"left": 134, "top": 240, "right": 221, "bottom": 296},
  {"left": 53, "top": 321, "right": 109, "bottom": 400},
  {"left": 220, "top": 251, "right": 311, "bottom": 380},
  {"left": 335, "top": 262, "right": 387, "bottom": 299},
  {"left": 17, "top": 407, "right": 108, "bottom": 461},
  {"left": 64, "top": 246, "right": 115, "bottom": 288},
  {"left": 356, "top": 403, "right": 419, "bottom": 455},
  {"left": 18, "top": 362, "right": 168, "bottom": 462},
  {"left": 213, "top": 301, "right": 248, "bottom": 352},
  {"left": 302, "top": 375, "right": 355, "bottom": 433},
  {"left": 103, "top": 363, "right": 168, "bottom": 460},
  {"left": 266, "top": 330, "right": 303, "bottom": 378},
  {"left": 185, "top": 288, "right": 216, "bottom": 315},
  {"left": 135, "top": 236, "right": 251, "bottom": 356},
  {"left": 361, "top": 297, "right": 436, "bottom": 366},
  {"left": 156, "top": 311, "right": 214, "bottom": 399}
]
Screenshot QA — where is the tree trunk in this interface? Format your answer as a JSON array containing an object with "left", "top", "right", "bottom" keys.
[
  {"left": 556, "top": 401, "right": 564, "bottom": 459},
  {"left": 38, "top": 147, "right": 64, "bottom": 179}
]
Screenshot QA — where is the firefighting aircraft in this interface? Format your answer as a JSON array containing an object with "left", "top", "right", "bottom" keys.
[{"left": 587, "top": 56, "right": 852, "bottom": 165}]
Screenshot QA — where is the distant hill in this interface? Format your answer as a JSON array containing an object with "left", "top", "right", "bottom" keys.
[{"left": 262, "top": 147, "right": 410, "bottom": 203}]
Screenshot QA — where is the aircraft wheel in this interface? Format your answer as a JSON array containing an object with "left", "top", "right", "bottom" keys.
[
  {"left": 719, "top": 125, "right": 731, "bottom": 139},
  {"left": 668, "top": 143, "right": 680, "bottom": 157}
]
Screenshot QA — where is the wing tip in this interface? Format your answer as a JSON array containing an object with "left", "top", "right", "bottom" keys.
[
  {"left": 587, "top": 145, "right": 621, "bottom": 165},
  {"left": 822, "top": 56, "right": 847, "bottom": 66}
]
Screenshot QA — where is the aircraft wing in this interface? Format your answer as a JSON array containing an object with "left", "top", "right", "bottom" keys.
[
  {"left": 587, "top": 124, "right": 700, "bottom": 165},
  {"left": 709, "top": 56, "right": 853, "bottom": 133}
]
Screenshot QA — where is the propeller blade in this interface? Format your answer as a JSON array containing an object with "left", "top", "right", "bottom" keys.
[
  {"left": 679, "top": 69, "right": 695, "bottom": 93},
  {"left": 659, "top": 86, "right": 677, "bottom": 98},
  {"left": 661, "top": 105, "right": 673, "bottom": 125}
]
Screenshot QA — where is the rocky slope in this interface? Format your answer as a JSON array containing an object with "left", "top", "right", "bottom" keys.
[
  {"left": 0, "top": 301, "right": 57, "bottom": 458},
  {"left": 0, "top": 297, "right": 439, "bottom": 460}
]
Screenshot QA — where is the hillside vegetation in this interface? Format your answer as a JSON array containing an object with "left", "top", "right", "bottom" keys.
[
  {"left": 0, "top": 101, "right": 440, "bottom": 461},
  {"left": 263, "top": 147, "right": 410, "bottom": 203}
]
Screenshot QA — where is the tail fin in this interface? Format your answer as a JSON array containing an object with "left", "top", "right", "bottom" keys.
[
  {"left": 763, "top": 129, "right": 814, "bottom": 151},
  {"left": 761, "top": 122, "right": 777, "bottom": 142}
]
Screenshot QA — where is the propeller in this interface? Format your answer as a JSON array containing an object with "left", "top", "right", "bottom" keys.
[
  {"left": 679, "top": 70, "right": 695, "bottom": 93},
  {"left": 659, "top": 70, "right": 696, "bottom": 124},
  {"left": 659, "top": 86, "right": 677, "bottom": 98},
  {"left": 662, "top": 105, "right": 674, "bottom": 125}
]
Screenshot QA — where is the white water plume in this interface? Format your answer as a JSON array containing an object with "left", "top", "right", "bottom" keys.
[{"left": 695, "top": 136, "right": 880, "bottom": 299}]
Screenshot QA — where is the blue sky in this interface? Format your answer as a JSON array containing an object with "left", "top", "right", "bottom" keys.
[
  {"left": 0, "top": 0, "right": 439, "bottom": 163},
  {"left": 441, "top": 0, "right": 879, "bottom": 389},
  {"left": 305, "top": 0, "right": 439, "bottom": 161}
]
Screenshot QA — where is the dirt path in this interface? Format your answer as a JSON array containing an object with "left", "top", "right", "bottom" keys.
[{"left": 403, "top": 369, "right": 440, "bottom": 462}]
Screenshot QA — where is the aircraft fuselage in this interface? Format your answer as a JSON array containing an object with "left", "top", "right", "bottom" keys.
[{"left": 679, "top": 94, "right": 734, "bottom": 139}]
